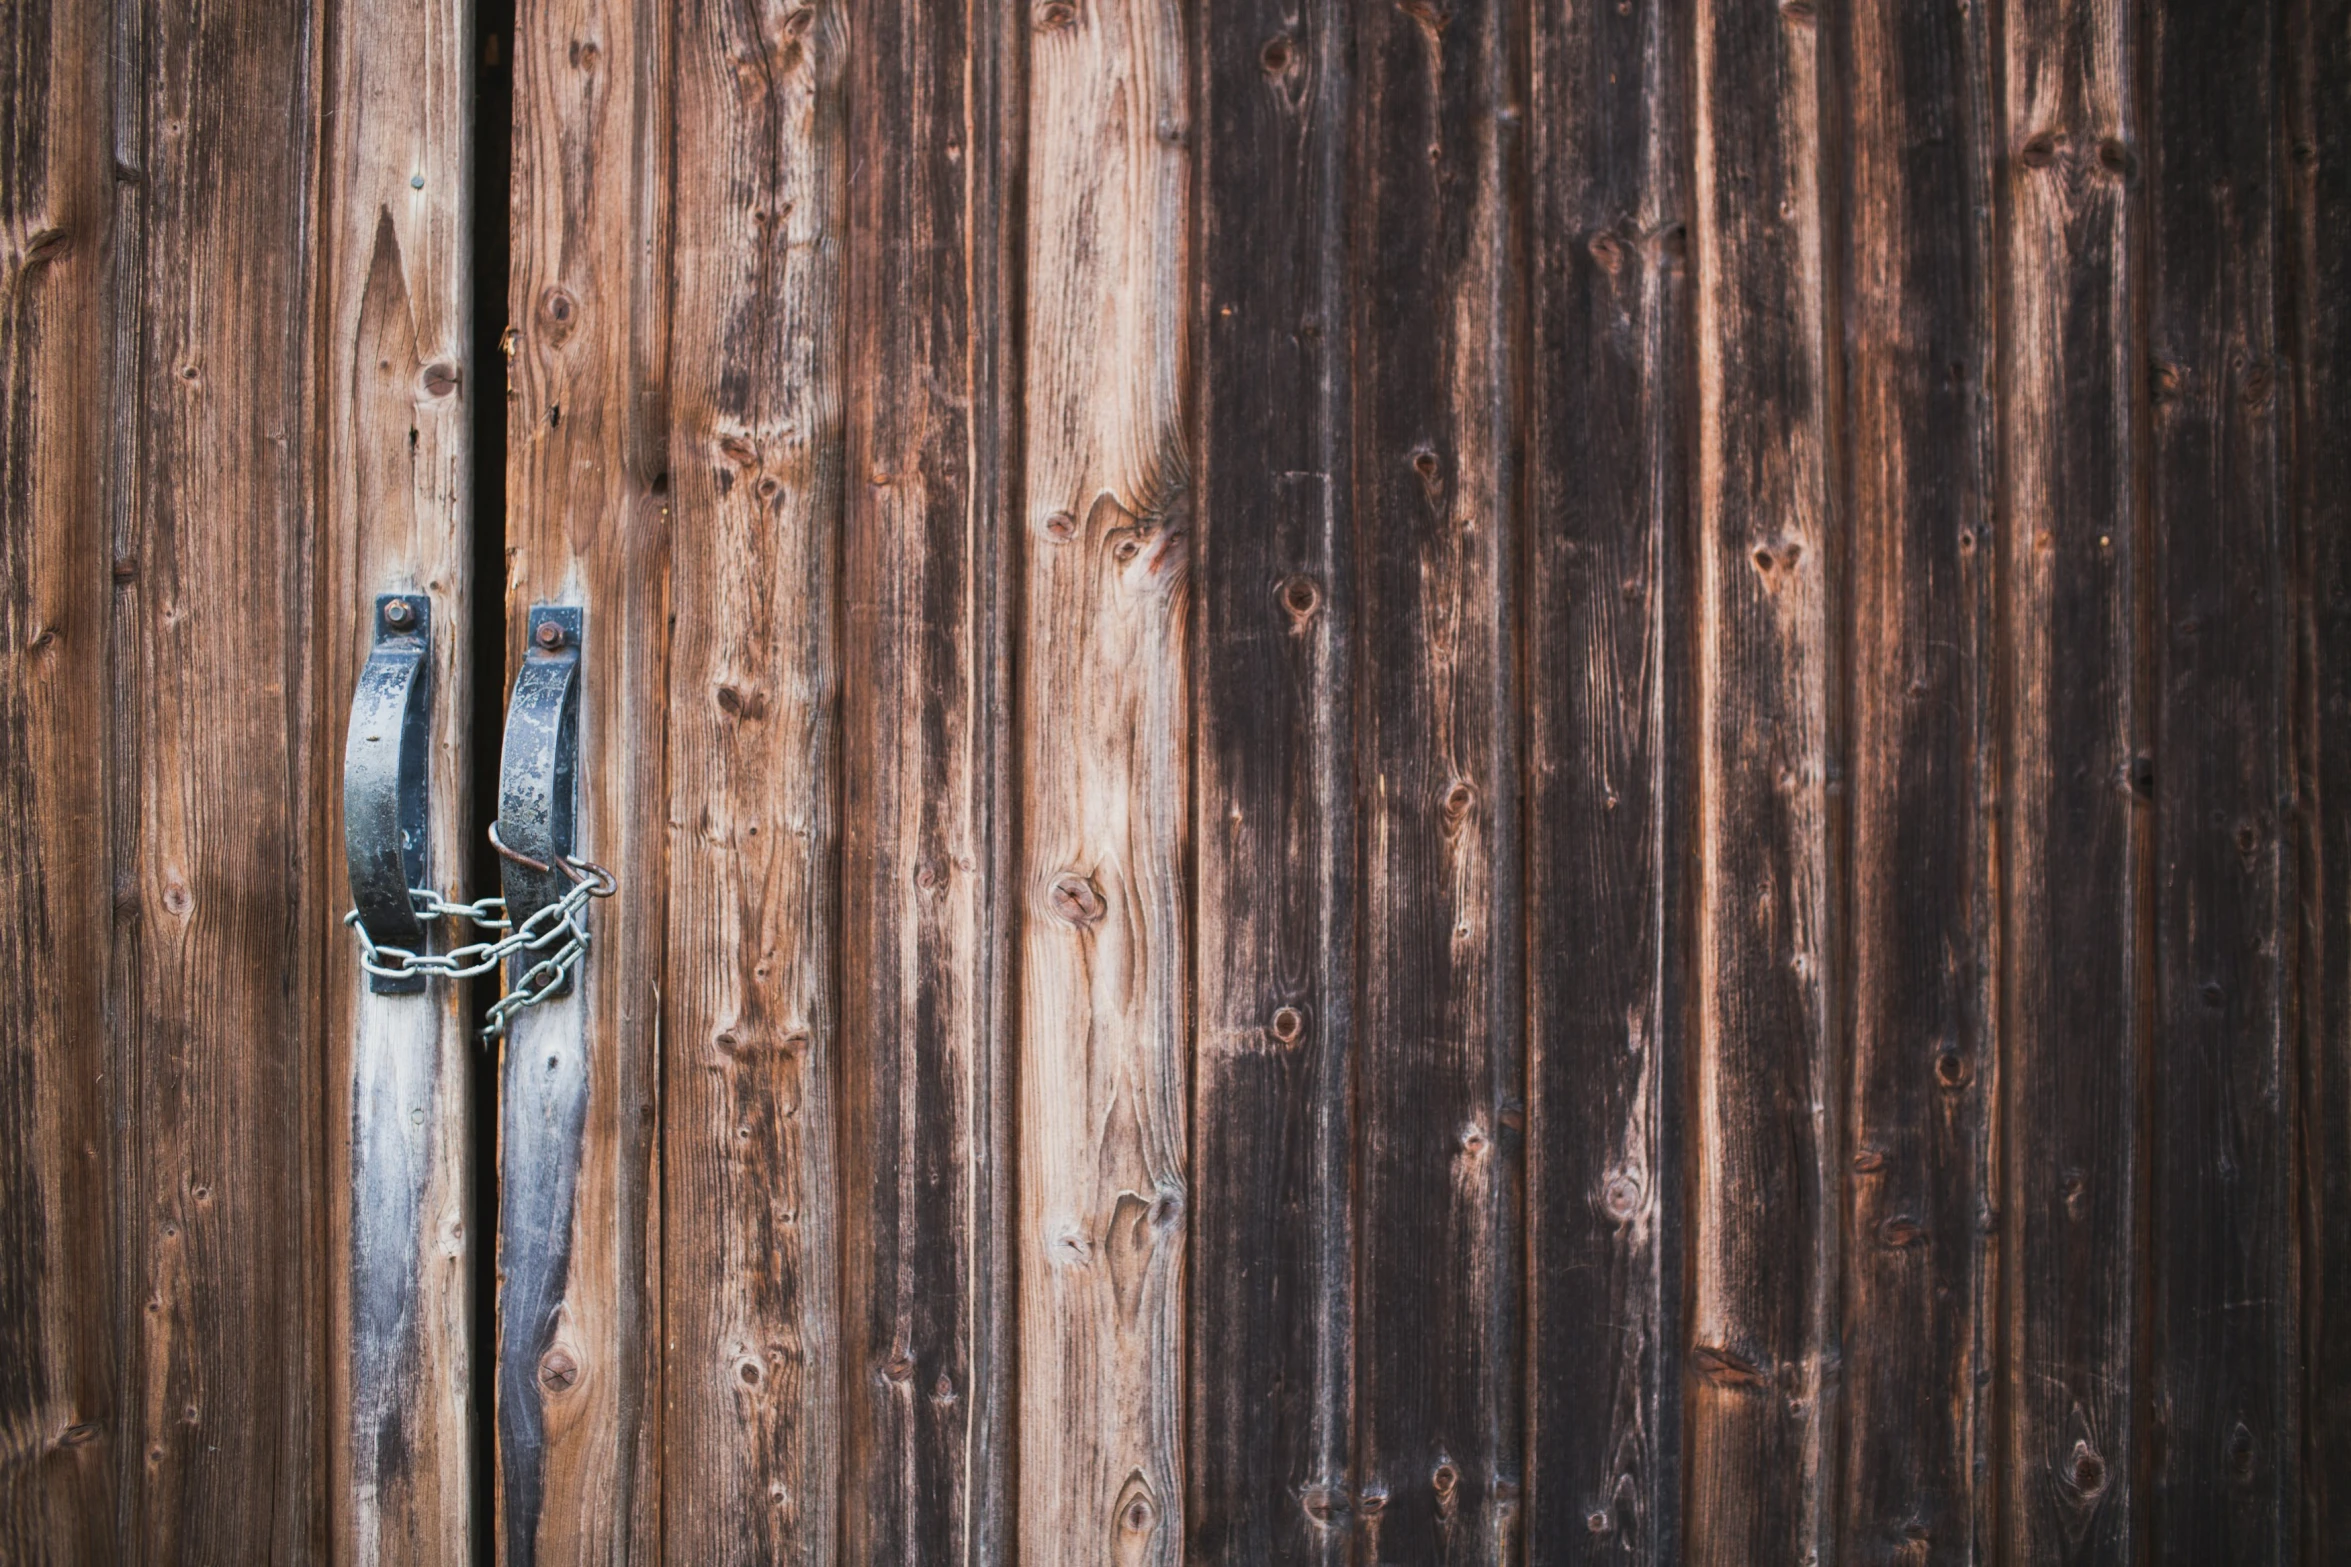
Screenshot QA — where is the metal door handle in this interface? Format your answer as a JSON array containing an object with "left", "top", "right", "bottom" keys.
[
  {"left": 343, "top": 593, "right": 432, "bottom": 994},
  {"left": 495, "top": 606, "right": 585, "bottom": 995}
]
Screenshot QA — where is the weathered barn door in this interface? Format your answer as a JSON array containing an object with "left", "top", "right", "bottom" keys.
[{"left": 6, "top": 0, "right": 2351, "bottom": 1560}]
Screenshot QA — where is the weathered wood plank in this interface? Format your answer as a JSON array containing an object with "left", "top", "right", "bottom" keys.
[
  {"left": 1521, "top": 0, "right": 1687, "bottom": 1551},
  {"left": 501, "top": 0, "right": 670, "bottom": 1556},
  {"left": 659, "top": 0, "right": 846, "bottom": 1558},
  {"left": 1833, "top": 0, "right": 1998, "bottom": 1560},
  {"left": 2145, "top": 0, "right": 2292, "bottom": 1555},
  {"left": 1015, "top": 0, "right": 1192, "bottom": 1547},
  {"left": 117, "top": 0, "right": 331, "bottom": 1555},
  {"left": 1685, "top": 0, "right": 1838, "bottom": 1556},
  {"left": 1186, "top": 0, "right": 1356, "bottom": 1554},
  {"left": 2286, "top": 0, "right": 2351, "bottom": 1549},
  {"left": 0, "top": 0, "right": 117, "bottom": 1555},
  {"left": 1349, "top": 0, "right": 1524, "bottom": 1557},
  {"left": 1998, "top": 0, "right": 2144, "bottom": 1556},
  {"left": 837, "top": 0, "right": 1014, "bottom": 1547},
  {"left": 319, "top": 0, "right": 477, "bottom": 1555}
]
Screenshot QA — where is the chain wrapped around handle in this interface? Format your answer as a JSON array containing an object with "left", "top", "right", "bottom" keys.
[{"left": 343, "top": 848, "right": 616, "bottom": 1039}]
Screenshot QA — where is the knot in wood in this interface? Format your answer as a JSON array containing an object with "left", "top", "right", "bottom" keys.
[
  {"left": 1270, "top": 1005, "right": 1305, "bottom": 1044},
  {"left": 1048, "top": 872, "right": 1104, "bottom": 926},
  {"left": 538, "top": 1347, "right": 580, "bottom": 1393},
  {"left": 1281, "top": 573, "right": 1321, "bottom": 621}
]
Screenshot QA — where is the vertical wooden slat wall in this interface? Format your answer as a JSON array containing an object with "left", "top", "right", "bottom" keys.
[
  {"left": 4, "top": 0, "right": 2350, "bottom": 1559},
  {"left": 1834, "top": 0, "right": 1998, "bottom": 1557},
  {"left": 2000, "top": 0, "right": 2144, "bottom": 1557},
  {"left": 0, "top": 0, "right": 118, "bottom": 1558},
  {"left": 2292, "top": 0, "right": 2351, "bottom": 1543},
  {"left": 502, "top": 0, "right": 669, "bottom": 1558},
  {"left": 320, "top": 0, "right": 477, "bottom": 1556},
  {"left": 1187, "top": 0, "right": 1356, "bottom": 1555}
]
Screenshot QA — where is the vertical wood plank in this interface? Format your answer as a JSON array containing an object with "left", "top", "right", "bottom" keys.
[
  {"left": 319, "top": 0, "right": 477, "bottom": 1555},
  {"left": 1834, "top": 0, "right": 1998, "bottom": 1560},
  {"left": 1186, "top": 0, "right": 1356, "bottom": 1553},
  {"left": 0, "top": 0, "right": 118, "bottom": 1555},
  {"left": 1998, "top": 0, "right": 2144, "bottom": 1556},
  {"left": 2145, "top": 0, "right": 2292, "bottom": 1555},
  {"left": 1348, "top": 0, "right": 1524, "bottom": 1556},
  {"left": 1521, "top": 0, "right": 1689, "bottom": 1551},
  {"left": 659, "top": 0, "right": 846, "bottom": 1558},
  {"left": 1015, "top": 0, "right": 1192, "bottom": 1547},
  {"left": 837, "top": 0, "right": 1015, "bottom": 1545},
  {"left": 1686, "top": 0, "right": 1838, "bottom": 1556},
  {"left": 2285, "top": 0, "right": 2351, "bottom": 1547},
  {"left": 502, "top": 0, "right": 670, "bottom": 1556},
  {"left": 117, "top": 0, "right": 331, "bottom": 1555}
]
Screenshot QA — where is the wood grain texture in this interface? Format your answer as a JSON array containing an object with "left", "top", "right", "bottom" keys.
[
  {"left": 1348, "top": 0, "right": 1524, "bottom": 1557},
  {"left": 1686, "top": 0, "right": 1838, "bottom": 1557},
  {"left": 1015, "top": 0, "right": 1192, "bottom": 1548},
  {"left": 502, "top": 0, "right": 670, "bottom": 1556},
  {"left": 2287, "top": 0, "right": 2351, "bottom": 1549},
  {"left": 1185, "top": 0, "right": 1356, "bottom": 1555},
  {"left": 1998, "top": 0, "right": 2144, "bottom": 1558},
  {"left": 2144, "top": 0, "right": 2292, "bottom": 1555},
  {"left": 660, "top": 0, "right": 845, "bottom": 1558},
  {"left": 1833, "top": 0, "right": 1998, "bottom": 1560},
  {"left": 1521, "top": 0, "right": 1687, "bottom": 1552},
  {"left": 0, "top": 0, "right": 117, "bottom": 1555},
  {"left": 113, "top": 0, "right": 332, "bottom": 1555},
  {"left": 837, "top": 0, "right": 1015, "bottom": 1548},
  {"left": 319, "top": 0, "right": 477, "bottom": 1555}
]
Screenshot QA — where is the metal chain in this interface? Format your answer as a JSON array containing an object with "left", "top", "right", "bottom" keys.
[{"left": 343, "top": 859, "right": 617, "bottom": 1039}]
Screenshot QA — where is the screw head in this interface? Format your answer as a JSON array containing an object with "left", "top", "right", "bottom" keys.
[
  {"left": 382, "top": 599, "right": 416, "bottom": 629},
  {"left": 535, "top": 620, "right": 566, "bottom": 651}
]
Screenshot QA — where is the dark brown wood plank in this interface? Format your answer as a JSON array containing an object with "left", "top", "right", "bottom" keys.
[
  {"left": 1998, "top": 0, "right": 2145, "bottom": 1557},
  {"left": 319, "top": 0, "right": 479, "bottom": 1555},
  {"left": 1833, "top": 0, "right": 1999, "bottom": 1560},
  {"left": 1186, "top": 0, "right": 1357, "bottom": 1555},
  {"left": 0, "top": 0, "right": 117, "bottom": 1555},
  {"left": 1348, "top": 0, "right": 1524, "bottom": 1556},
  {"left": 1521, "top": 0, "right": 1688, "bottom": 1552},
  {"left": 1685, "top": 0, "right": 1838, "bottom": 1557},
  {"left": 501, "top": 0, "right": 670, "bottom": 1556},
  {"left": 2145, "top": 0, "right": 2292, "bottom": 1555},
  {"left": 836, "top": 0, "right": 1014, "bottom": 1548},
  {"left": 2286, "top": 0, "right": 2351, "bottom": 1550},
  {"left": 1013, "top": 0, "right": 1193, "bottom": 1548},
  {"left": 116, "top": 0, "right": 331, "bottom": 1555},
  {"left": 659, "top": 0, "right": 848, "bottom": 1557}
]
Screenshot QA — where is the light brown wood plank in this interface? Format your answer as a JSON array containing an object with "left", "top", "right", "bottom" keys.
[
  {"left": 1686, "top": 0, "right": 1839, "bottom": 1556},
  {"left": 837, "top": 0, "right": 1017, "bottom": 1547},
  {"left": 1998, "top": 0, "right": 2144, "bottom": 1558},
  {"left": 501, "top": 0, "right": 671, "bottom": 1556},
  {"left": 1015, "top": 0, "right": 1193, "bottom": 1549},
  {"left": 116, "top": 0, "right": 333, "bottom": 1554},
  {"left": 0, "top": 0, "right": 119, "bottom": 1554},
  {"left": 659, "top": 0, "right": 847, "bottom": 1557},
  {"left": 319, "top": 0, "right": 478, "bottom": 1555}
]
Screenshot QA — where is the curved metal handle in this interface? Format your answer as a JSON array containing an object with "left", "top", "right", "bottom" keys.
[
  {"left": 344, "top": 593, "right": 433, "bottom": 994},
  {"left": 497, "top": 605, "right": 583, "bottom": 992}
]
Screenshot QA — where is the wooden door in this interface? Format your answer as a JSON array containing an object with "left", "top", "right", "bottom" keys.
[{"left": 5, "top": 0, "right": 2350, "bottom": 1561}]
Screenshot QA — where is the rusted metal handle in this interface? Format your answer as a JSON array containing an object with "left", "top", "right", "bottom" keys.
[{"left": 342, "top": 593, "right": 432, "bottom": 994}]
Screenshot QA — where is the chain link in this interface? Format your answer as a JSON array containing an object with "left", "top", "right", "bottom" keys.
[{"left": 344, "top": 860, "right": 617, "bottom": 1039}]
